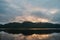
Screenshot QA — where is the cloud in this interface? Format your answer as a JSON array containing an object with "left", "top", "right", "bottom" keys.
[
  {"left": 13, "top": 16, "right": 49, "bottom": 23},
  {"left": 52, "top": 12, "right": 60, "bottom": 23},
  {"left": 27, "top": 0, "right": 60, "bottom": 8},
  {"left": 0, "top": 0, "right": 60, "bottom": 24}
]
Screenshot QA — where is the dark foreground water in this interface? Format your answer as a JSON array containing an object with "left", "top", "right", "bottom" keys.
[
  {"left": 0, "top": 28, "right": 60, "bottom": 34},
  {"left": 0, "top": 31, "right": 60, "bottom": 40},
  {"left": 0, "top": 28, "right": 60, "bottom": 40}
]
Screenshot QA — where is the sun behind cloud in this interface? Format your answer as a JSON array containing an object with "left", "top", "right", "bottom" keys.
[{"left": 13, "top": 15, "right": 49, "bottom": 23}]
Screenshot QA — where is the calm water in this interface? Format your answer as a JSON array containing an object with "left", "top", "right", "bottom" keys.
[
  {"left": 0, "top": 28, "right": 60, "bottom": 34},
  {"left": 0, "top": 31, "right": 60, "bottom": 40},
  {"left": 0, "top": 28, "right": 60, "bottom": 40},
  {"left": 0, "top": 28, "right": 60, "bottom": 30}
]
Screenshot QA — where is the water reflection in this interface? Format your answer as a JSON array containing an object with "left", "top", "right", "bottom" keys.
[
  {"left": 0, "top": 28, "right": 60, "bottom": 30},
  {"left": 0, "top": 31, "right": 60, "bottom": 40},
  {"left": 26, "top": 34, "right": 50, "bottom": 40}
]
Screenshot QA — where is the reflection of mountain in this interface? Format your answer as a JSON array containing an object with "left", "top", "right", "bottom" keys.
[
  {"left": 0, "top": 31, "right": 60, "bottom": 40},
  {"left": 0, "top": 21, "right": 60, "bottom": 28}
]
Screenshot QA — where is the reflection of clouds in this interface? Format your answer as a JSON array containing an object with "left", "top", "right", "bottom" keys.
[
  {"left": 0, "top": 31, "right": 14, "bottom": 40},
  {"left": 0, "top": 31, "right": 60, "bottom": 40},
  {"left": 26, "top": 34, "right": 50, "bottom": 40}
]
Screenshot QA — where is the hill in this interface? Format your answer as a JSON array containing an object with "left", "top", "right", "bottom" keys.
[{"left": 0, "top": 21, "right": 60, "bottom": 28}]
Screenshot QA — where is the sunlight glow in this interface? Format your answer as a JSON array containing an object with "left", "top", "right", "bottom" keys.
[
  {"left": 49, "top": 9, "right": 58, "bottom": 14},
  {"left": 14, "top": 16, "right": 49, "bottom": 23},
  {"left": 26, "top": 34, "right": 51, "bottom": 40}
]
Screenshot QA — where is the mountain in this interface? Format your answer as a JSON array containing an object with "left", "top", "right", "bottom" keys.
[{"left": 0, "top": 21, "right": 60, "bottom": 28}]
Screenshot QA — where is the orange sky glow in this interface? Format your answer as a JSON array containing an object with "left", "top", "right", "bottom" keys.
[{"left": 13, "top": 15, "right": 49, "bottom": 23}]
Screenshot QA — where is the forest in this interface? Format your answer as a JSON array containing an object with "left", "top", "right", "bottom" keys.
[{"left": 0, "top": 21, "right": 60, "bottom": 28}]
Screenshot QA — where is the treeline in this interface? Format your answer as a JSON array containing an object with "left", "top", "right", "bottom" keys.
[{"left": 0, "top": 21, "right": 60, "bottom": 28}]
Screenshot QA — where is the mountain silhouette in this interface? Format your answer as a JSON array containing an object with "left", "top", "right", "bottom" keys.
[{"left": 0, "top": 21, "right": 60, "bottom": 28}]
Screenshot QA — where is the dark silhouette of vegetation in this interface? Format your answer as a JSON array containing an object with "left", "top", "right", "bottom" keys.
[
  {"left": 0, "top": 24, "right": 3, "bottom": 28},
  {"left": 0, "top": 21, "right": 60, "bottom": 28},
  {"left": 0, "top": 21, "right": 60, "bottom": 34}
]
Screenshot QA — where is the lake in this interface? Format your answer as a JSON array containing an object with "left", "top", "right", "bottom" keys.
[
  {"left": 0, "top": 28, "right": 60, "bottom": 40},
  {"left": 0, "top": 31, "right": 60, "bottom": 40},
  {"left": 0, "top": 28, "right": 60, "bottom": 34}
]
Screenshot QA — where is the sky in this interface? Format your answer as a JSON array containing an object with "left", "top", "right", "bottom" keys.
[{"left": 0, "top": 0, "right": 60, "bottom": 24}]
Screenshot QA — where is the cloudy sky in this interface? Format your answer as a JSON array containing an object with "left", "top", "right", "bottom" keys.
[{"left": 0, "top": 0, "right": 60, "bottom": 24}]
